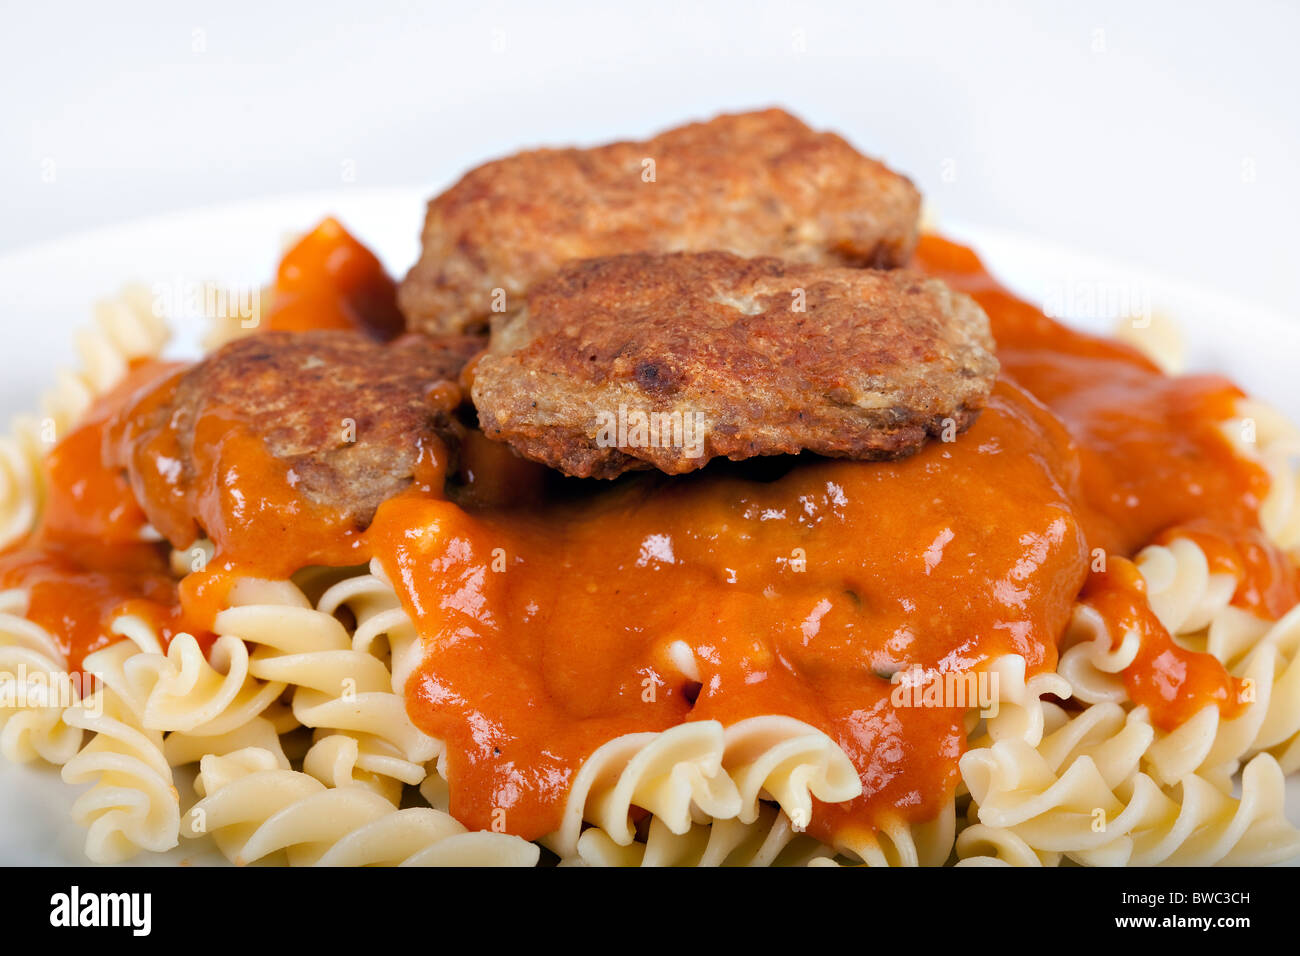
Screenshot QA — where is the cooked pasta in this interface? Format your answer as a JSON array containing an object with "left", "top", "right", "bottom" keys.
[
  {"left": 547, "top": 720, "right": 743, "bottom": 858},
  {"left": 1112, "top": 312, "right": 1185, "bottom": 375},
  {"left": 183, "top": 747, "right": 537, "bottom": 866},
  {"left": 569, "top": 801, "right": 833, "bottom": 867},
  {"left": 141, "top": 632, "right": 287, "bottom": 736},
  {"left": 0, "top": 589, "right": 82, "bottom": 765},
  {"left": 1136, "top": 538, "right": 1240, "bottom": 636},
  {"left": 722, "top": 715, "right": 862, "bottom": 829},
  {"left": 1139, "top": 614, "right": 1300, "bottom": 785},
  {"left": 302, "top": 731, "right": 421, "bottom": 805},
  {"left": 1062, "top": 535, "right": 1300, "bottom": 787},
  {"left": 219, "top": 581, "right": 441, "bottom": 787},
  {"left": 958, "top": 700, "right": 1300, "bottom": 866},
  {"left": 163, "top": 715, "right": 291, "bottom": 769},
  {"left": 820, "top": 800, "right": 959, "bottom": 867},
  {"left": 60, "top": 641, "right": 181, "bottom": 863},
  {"left": 0, "top": 286, "right": 169, "bottom": 552},
  {"left": 1227, "top": 399, "right": 1300, "bottom": 554},
  {"left": 969, "top": 653, "right": 1073, "bottom": 749}
]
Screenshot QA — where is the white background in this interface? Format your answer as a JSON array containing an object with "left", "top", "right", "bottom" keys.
[{"left": 1, "top": 0, "right": 1297, "bottom": 314}]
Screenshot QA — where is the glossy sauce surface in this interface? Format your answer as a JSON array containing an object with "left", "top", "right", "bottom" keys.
[
  {"left": 265, "top": 217, "right": 405, "bottom": 341},
  {"left": 1080, "top": 557, "right": 1247, "bottom": 731},
  {"left": 0, "top": 362, "right": 215, "bottom": 670},
  {"left": 373, "top": 378, "right": 1089, "bottom": 840},
  {"left": 4, "top": 228, "right": 1294, "bottom": 848}
]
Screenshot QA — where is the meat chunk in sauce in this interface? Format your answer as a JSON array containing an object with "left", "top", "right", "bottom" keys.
[
  {"left": 111, "top": 330, "right": 484, "bottom": 546},
  {"left": 399, "top": 109, "right": 922, "bottom": 335},
  {"left": 471, "top": 251, "right": 998, "bottom": 478}
]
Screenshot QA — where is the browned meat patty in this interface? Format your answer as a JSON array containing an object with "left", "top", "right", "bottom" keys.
[
  {"left": 399, "top": 109, "right": 922, "bottom": 335},
  {"left": 116, "top": 330, "right": 484, "bottom": 544},
  {"left": 470, "top": 252, "right": 998, "bottom": 479}
]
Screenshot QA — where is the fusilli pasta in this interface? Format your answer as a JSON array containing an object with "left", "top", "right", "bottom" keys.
[
  {"left": 183, "top": 747, "right": 537, "bottom": 866},
  {"left": 0, "top": 589, "right": 82, "bottom": 765},
  {"left": 60, "top": 641, "right": 181, "bottom": 863},
  {"left": 0, "top": 287, "right": 169, "bottom": 551}
]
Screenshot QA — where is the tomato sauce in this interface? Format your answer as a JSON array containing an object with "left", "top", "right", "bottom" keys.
[
  {"left": 4, "top": 225, "right": 1294, "bottom": 847},
  {"left": 0, "top": 361, "right": 216, "bottom": 672},
  {"left": 265, "top": 217, "right": 405, "bottom": 341},
  {"left": 1080, "top": 557, "right": 1247, "bottom": 731},
  {"left": 370, "top": 377, "right": 1089, "bottom": 840}
]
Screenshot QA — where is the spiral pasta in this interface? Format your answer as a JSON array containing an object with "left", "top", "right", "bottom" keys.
[
  {"left": 183, "top": 747, "right": 537, "bottom": 866},
  {"left": 1135, "top": 537, "right": 1239, "bottom": 638},
  {"left": 0, "top": 589, "right": 83, "bottom": 765},
  {"left": 958, "top": 700, "right": 1300, "bottom": 866},
  {"left": 140, "top": 632, "right": 287, "bottom": 736},
  {"left": 215, "top": 579, "right": 440, "bottom": 796},
  {"left": 816, "top": 801, "right": 959, "bottom": 867},
  {"left": 0, "top": 286, "right": 169, "bottom": 551},
  {"left": 953, "top": 824, "right": 1058, "bottom": 867},
  {"left": 569, "top": 800, "right": 833, "bottom": 867},
  {"left": 1112, "top": 312, "right": 1185, "bottom": 375},
  {"left": 1054, "top": 605, "right": 1136, "bottom": 709},
  {"left": 302, "top": 731, "right": 417, "bottom": 805},
  {"left": 1140, "top": 608, "right": 1300, "bottom": 785},
  {"left": 1226, "top": 399, "right": 1300, "bottom": 554},
  {"left": 555, "top": 714, "right": 862, "bottom": 866},
  {"left": 315, "top": 560, "right": 427, "bottom": 711},
  {"left": 1061, "top": 536, "right": 1300, "bottom": 787},
  {"left": 802, "top": 655, "right": 1060, "bottom": 867},
  {"left": 163, "top": 715, "right": 292, "bottom": 769},
  {"left": 547, "top": 720, "right": 743, "bottom": 858},
  {"left": 721, "top": 715, "right": 861, "bottom": 829},
  {"left": 969, "top": 653, "right": 1073, "bottom": 749},
  {"left": 60, "top": 641, "right": 181, "bottom": 863}
]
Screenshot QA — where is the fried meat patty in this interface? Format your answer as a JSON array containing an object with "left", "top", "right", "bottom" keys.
[
  {"left": 399, "top": 109, "right": 922, "bottom": 335},
  {"left": 470, "top": 252, "right": 999, "bottom": 478},
  {"left": 125, "top": 330, "right": 484, "bottom": 542}
]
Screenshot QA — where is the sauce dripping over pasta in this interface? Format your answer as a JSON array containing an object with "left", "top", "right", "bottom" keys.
[
  {"left": 370, "top": 378, "right": 1090, "bottom": 841},
  {"left": 1079, "top": 557, "right": 1248, "bottom": 731},
  {"left": 3, "top": 226, "right": 1294, "bottom": 848}
]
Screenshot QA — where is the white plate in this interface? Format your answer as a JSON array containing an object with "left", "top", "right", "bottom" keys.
[{"left": 1, "top": 192, "right": 1297, "bottom": 864}]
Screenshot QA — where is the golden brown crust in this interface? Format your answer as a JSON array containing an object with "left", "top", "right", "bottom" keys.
[
  {"left": 155, "top": 330, "right": 484, "bottom": 532},
  {"left": 399, "top": 108, "right": 921, "bottom": 335},
  {"left": 470, "top": 252, "right": 998, "bottom": 478}
]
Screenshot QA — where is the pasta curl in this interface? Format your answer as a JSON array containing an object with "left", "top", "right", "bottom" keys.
[
  {"left": 1227, "top": 399, "right": 1300, "bottom": 553},
  {"left": 60, "top": 641, "right": 181, "bottom": 863},
  {"left": 0, "top": 287, "right": 168, "bottom": 550},
  {"left": 0, "top": 590, "right": 83, "bottom": 765},
  {"left": 569, "top": 801, "right": 833, "bottom": 867},
  {"left": 959, "top": 700, "right": 1300, "bottom": 866},
  {"left": 184, "top": 747, "right": 537, "bottom": 866},
  {"left": 215, "top": 578, "right": 440, "bottom": 796},
  {"left": 548, "top": 721, "right": 743, "bottom": 858}
]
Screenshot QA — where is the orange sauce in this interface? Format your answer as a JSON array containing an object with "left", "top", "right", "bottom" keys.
[
  {"left": 0, "top": 361, "right": 215, "bottom": 671},
  {"left": 264, "top": 218, "right": 405, "bottom": 341},
  {"left": 371, "top": 378, "right": 1090, "bottom": 840},
  {"left": 913, "top": 236, "right": 1274, "bottom": 561},
  {"left": 1080, "top": 557, "right": 1247, "bottom": 731},
  {"left": 4, "top": 228, "right": 1294, "bottom": 847},
  {"left": 1154, "top": 519, "right": 1299, "bottom": 620}
]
